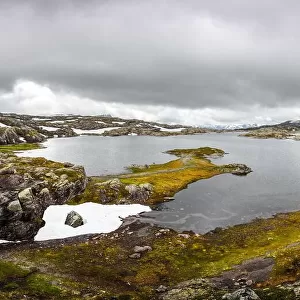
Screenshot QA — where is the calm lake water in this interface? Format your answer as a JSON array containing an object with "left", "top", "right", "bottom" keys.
[{"left": 20, "top": 133, "right": 300, "bottom": 233}]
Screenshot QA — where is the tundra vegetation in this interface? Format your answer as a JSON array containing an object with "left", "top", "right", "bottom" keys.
[{"left": 0, "top": 144, "right": 299, "bottom": 299}]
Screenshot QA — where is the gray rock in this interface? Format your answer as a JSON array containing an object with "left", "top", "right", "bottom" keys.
[
  {"left": 0, "top": 127, "right": 21, "bottom": 145},
  {"left": 222, "top": 288, "right": 260, "bottom": 300},
  {"left": 129, "top": 253, "right": 141, "bottom": 259},
  {"left": 0, "top": 166, "right": 16, "bottom": 175},
  {"left": 65, "top": 210, "right": 84, "bottom": 228},
  {"left": 7, "top": 200, "right": 22, "bottom": 212},
  {"left": 0, "top": 153, "right": 87, "bottom": 241},
  {"left": 125, "top": 183, "right": 153, "bottom": 202},
  {"left": 156, "top": 285, "right": 168, "bottom": 293},
  {"left": 159, "top": 278, "right": 219, "bottom": 300},
  {"left": 18, "top": 188, "right": 34, "bottom": 205},
  {"left": 230, "top": 164, "right": 252, "bottom": 176},
  {"left": 133, "top": 245, "right": 152, "bottom": 253}
]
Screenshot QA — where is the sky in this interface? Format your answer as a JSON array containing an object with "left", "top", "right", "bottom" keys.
[{"left": 1, "top": 0, "right": 300, "bottom": 126}]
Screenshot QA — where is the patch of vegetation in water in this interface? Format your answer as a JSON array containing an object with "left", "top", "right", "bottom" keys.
[{"left": 71, "top": 147, "right": 235, "bottom": 205}]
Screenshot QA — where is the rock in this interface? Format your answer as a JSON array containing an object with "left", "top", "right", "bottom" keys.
[
  {"left": 159, "top": 278, "right": 220, "bottom": 300},
  {"left": 156, "top": 285, "right": 168, "bottom": 293},
  {"left": 7, "top": 200, "right": 22, "bottom": 212},
  {"left": 0, "top": 166, "right": 16, "bottom": 175},
  {"left": 129, "top": 253, "right": 141, "bottom": 259},
  {"left": 0, "top": 152, "right": 87, "bottom": 241},
  {"left": 133, "top": 245, "right": 152, "bottom": 253},
  {"left": 65, "top": 210, "right": 84, "bottom": 228},
  {"left": 229, "top": 164, "right": 252, "bottom": 176},
  {"left": 125, "top": 183, "right": 153, "bottom": 202},
  {"left": 222, "top": 288, "right": 260, "bottom": 300},
  {"left": 178, "top": 233, "right": 190, "bottom": 239},
  {"left": 18, "top": 188, "right": 34, "bottom": 205},
  {"left": 0, "top": 127, "right": 21, "bottom": 145}
]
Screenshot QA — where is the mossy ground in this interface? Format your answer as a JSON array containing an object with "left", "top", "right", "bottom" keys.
[
  {"left": 71, "top": 147, "right": 235, "bottom": 205},
  {"left": 1, "top": 210, "right": 300, "bottom": 299},
  {"left": 0, "top": 143, "right": 41, "bottom": 153},
  {"left": 0, "top": 145, "right": 299, "bottom": 299}
]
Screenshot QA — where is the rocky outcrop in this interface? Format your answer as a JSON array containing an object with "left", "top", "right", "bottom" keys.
[
  {"left": 65, "top": 211, "right": 84, "bottom": 228},
  {"left": 222, "top": 164, "right": 252, "bottom": 176},
  {"left": 222, "top": 288, "right": 260, "bottom": 299},
  {"left": 159, "top": 278, "right": 223, "bottom": 300},
  {"left": 0, "top": 152, "right": 87, "bottom": 240},
  {"left": 230, "top": 164, "right": 253, "bottom": 176},
  {"left": 0, "top": 127, "right": 21, "bottom": 144},
  {"left": 14, "top": 127, "right": 46, "bottom": 143},
  {"left": 95, "top": 178, "right": 153, "bottom": 204}
]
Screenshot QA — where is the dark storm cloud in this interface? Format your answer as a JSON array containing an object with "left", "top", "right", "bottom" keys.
[{"left": 1, "top": 0, "right": 300, "bottom": 111}]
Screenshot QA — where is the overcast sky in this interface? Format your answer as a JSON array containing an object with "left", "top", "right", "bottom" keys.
[{"left": 1, "top": 0, "right": 300, "bottom": 125}]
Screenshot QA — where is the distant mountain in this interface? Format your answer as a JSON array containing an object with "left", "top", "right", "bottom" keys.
[{"left": 201, "top": 123, "right": 260, "bottom": 130}]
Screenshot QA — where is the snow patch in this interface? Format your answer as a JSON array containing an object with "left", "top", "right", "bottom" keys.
[
  {"left": 50, "top": 120, "right": 65, "bottom": 124},
  {"left": 40, "top": 126, "right": 59, "bottom": 131},
  {"left": 0, "top": 122, "right": 9, "bottom": 128},
  {"left": 72, "top": 127, "right": 121, "bottom": 135},
  {"left": 153, "top": 125, "right": 185, "bottom": 132},
  {"left": 35, "top": 202, "right": 151, "bottom": 241},
  {"left": 112, "top": 121, "right": 125, "bottom": 125}
]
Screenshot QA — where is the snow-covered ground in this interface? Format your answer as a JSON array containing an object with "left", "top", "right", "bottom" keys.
[
  {"left": 40, "top": 126, "right": 60, "bottom": 131},
  {"left": 153, "top": 125, "right": 185, "bottom": 132},
  {"left": 50, "top": 120, "right": 65, "bottom": 124},
  {"left": 112, "top": 121, "right": 125, "bottom": 125},
  {"left": 35, "top": 202, "right": 151, "bottom": 241},
  {"left": 95, "top": 121, "right": 107, "bottom": 124},
  {"left": 32, "top": 118, "right": 51, "bottom": 121},
  {"left": 0, "top": 122, "right": 9, "bottom": 127},
  {"left": 72, "top": 127, "right": 120, "bottom": 135}
]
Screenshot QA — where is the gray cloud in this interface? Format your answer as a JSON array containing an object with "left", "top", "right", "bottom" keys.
[{"left": 1, "top": 0, "right": 300, "bottom": 121}]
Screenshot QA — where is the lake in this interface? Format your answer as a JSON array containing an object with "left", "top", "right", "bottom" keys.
[{"left": 20, "top": 133, "right": 300, "bottom": 233}]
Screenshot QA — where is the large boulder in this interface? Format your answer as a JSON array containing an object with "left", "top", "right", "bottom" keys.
[
  {"left": 0, "top": 152, "right": 87, "bottom": 241},
  {"left": 96, "top": 179, "right": 153, "bottom": 204},
  {"left": 0, "top": 127, "right": 21, "bottom": 145}
]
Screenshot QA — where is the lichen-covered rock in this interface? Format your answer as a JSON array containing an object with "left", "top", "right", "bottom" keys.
[
  {"left": 222, "top": 288, "right": 260, "bottom": 300},
  {"left": 96, "top": 179, "right": 153, "bottom": 204},
  {"left": 159, "top": 278, "right": 223, "bottom": 300},
  {"left": 125, "top": 183, "right": 153, "bottom": 202},
  {"left": 0, "top": 127, "right": 21, "bottom": 145},
  {"left": 65, "top": 210, "right": 84, "bottom": 228},
  {"left": 0, "top": 152, "right": 87, "bottom": 241}
]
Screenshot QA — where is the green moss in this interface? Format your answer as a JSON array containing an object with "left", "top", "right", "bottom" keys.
[
  {"left": 4, "top": 210, "right": 300, "bottom": 298},
  {"left": 25, "top": 274, "right": 62, "bottom": 297},
  {"left": 0, "top": 143, "right": 41, "bottom": 153},
  {"left": 0, "top": 261, "right": 30, "bottom": 282}
]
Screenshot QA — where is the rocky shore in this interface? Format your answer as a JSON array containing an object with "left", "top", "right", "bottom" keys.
[{"left": 240, "top": 120, "right": 300, "bottom": 140}]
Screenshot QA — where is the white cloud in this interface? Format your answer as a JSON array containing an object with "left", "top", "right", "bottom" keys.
[{"left": 1, "top": 80, "right": 300, "bottom": 126}]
